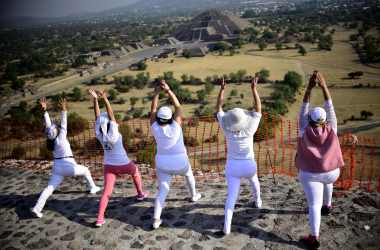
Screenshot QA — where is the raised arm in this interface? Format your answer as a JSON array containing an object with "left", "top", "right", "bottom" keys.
[
  {"left": 88, "top": 89, "right": 100, "bottom": 119},
  {"left": 317, "top": 72, "right": 337, "bottom": 133},
  {"left": 216, "top": 78, "right": 226, "bottom": 113},
  {"left": 160, "top": 80, "right": 183, "bottom": 125},
  {"left": 150, "top": 84, "right": 160, "bottom": 125},
  {"left": 58, "top": 98, "right": 68, "bottom": 140},
  {"left": 40, "top": 97, "right": 52, "bottom": 128},
  {"left": 251, "top": 76, "right": 261, "bottom": 113},
  {"left": 303, "top": 71, "right": 317, "bottom": 103},
  {"left": 99, "top": 90, "right": 116, "bottom": 122},
  {"left": 299, "top": 72, "right": 317, "bottom": 135},
  {"left": 316, "top": 72, "right": 332, "bottom": 101}
]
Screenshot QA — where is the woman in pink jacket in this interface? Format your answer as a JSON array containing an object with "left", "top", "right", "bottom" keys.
[{"left": 296, "top": 71, "right": 347, "bottom": 249}]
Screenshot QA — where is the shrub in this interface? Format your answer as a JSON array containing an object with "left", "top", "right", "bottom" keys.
[
  {"left": 230, "top": 89, "right": 238, "bottom": 97},
  {"left": 257, "top": 69, "right": 270, "bottom": 83},
  {"left": 184, "top": 136, "right": 199, "bottom": 147},
  {"left": 39, "top": 144, "right": 53, "bottom": 159},
  {"left": 204, "top": 134, "right": 218, "bottom": 143},
  {"left": 187, "top": 117, "right": 199, "bottom": 127},
  {"left": 119, "top": 123, "right": 133, "bottom": 149},
  {"left": 135, "top": 143, "right": 155, "bottom": 165},
  {"left": 67, "top": 112, "right": 89, "bottom": 136},
  {"left": 11, "top": 146, "right": 26, "bottom": 159}
]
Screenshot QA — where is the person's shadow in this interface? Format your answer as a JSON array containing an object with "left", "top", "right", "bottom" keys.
[{"left": 0, "top": 190, "right": 307, "bottom": 249}]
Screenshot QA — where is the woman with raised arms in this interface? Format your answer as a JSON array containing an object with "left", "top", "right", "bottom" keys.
[
  {"left": 215, "top": 76, "right": 262, "bottom": 235},
  {"left": 150, "top": 80, "right": 202, "bottom": 229},
  {"left": 88, "top": 89, "right": 148, "bottom": 227},
  {"left": 32, "top": 97, "right": 100, "bottom": 218}
]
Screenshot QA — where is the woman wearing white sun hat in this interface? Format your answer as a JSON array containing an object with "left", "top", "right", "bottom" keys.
[
  {"left": 296, "top": 71, "right": 353, "bottom": 249},
  {"left": 32, "top": 97, "right": 100, "bottom": 218},
  {"left": 216, "top": 76, "right": 262, "bottom": 235},
  {"left": 150, "top": 79, "right": 202, "bottom": 229}
]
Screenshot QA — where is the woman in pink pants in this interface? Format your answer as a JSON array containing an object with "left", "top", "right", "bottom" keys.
[{"left": 89, "top": 89, "right": 148, "bottom": 227}]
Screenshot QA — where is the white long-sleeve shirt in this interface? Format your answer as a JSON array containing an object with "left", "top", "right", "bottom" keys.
[
  {"left": 299, "top": 99, "right": 337, "bottom": 137},
  {"left": 95, "top": 119, "right": 130, "bottom": 165},
  {"left": 44, "top": 111, "right": 74, "bottom": 159}
]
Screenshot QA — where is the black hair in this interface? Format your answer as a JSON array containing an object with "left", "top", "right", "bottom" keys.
[
  {"left": 46, "top": 138, "right": 56, "bottom": 151},
  {"left": 45, "top": 125, "right": 61, "bottom": 151},
  {"left": 99, "top": 121, "right": 111, "bottom": 135},
  {"left": 156, "top": 116, "right": 173, "bottom": 125},
  {"left": 308, "top": 114, "right": 326, "bottom": 128}
]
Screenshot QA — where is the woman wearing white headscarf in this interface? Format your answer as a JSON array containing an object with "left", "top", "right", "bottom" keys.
[
  {"left": 216, "top": 77, "right": 262, "bottom": 235},
  {"left": 89, "top": 89, "right": 148, "bottom": 227},
  {"left": 32, "top": 97, "right": 100, "bottom": 218},
  {"left": 296, "top": 71, "right": 350, "bottom": 249},
  {"left": 150, "top": 80, "right": 201, "bottom": 229}
]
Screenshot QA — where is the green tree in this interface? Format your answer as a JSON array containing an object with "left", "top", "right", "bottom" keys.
[
  {"left": 71, "top": 87, "right": 82, "bottom": 101},
  {"left": 196, "top": 89, "right": 207, "bottom": 102},
  {"left": 108, "top": 89, "right": 118, "bottom": 101},
  {"left": 11, "top": 78, "right": 25, "bottom": 90},
  {"left": 258, "top": 40, "right": 268, "bottom": 51},
  {"left": 204, "top": 82, "right": 214, "bottom": 94},
  {"left": 257, "top": 69, "right": 270, "bottom": 82},
  {"left": 236, "top": 69, "right": 247, "bottom": 83},
  {"left": 230, "top": 89, "right": 238, "bottom": 97},
  {"left": 318, "top": 35, "right": 333, "bottom": 51},
  {"left": 130, "top": 96, "right": 139, "bottom": 108},
  {"left": 283, "top": 71, "right": 303, "bottom": 91},
  {"left": 275, "top": 42, "right": 283, "bottom": 50},
  {"left": 298, "top": 45, "right": 307, "bottom": 56}
]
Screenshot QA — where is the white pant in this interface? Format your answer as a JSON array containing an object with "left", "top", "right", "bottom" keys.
[
  {"left": 33, "top": 159, "right": 97, "bottom": 213},
  {"left": 299, "top": 168, "right": 340, "bottom": 236},
  {"left": 154, "top": 154, "right": 197, "bottom": 220},
  {"left": 224, "top": 159, "right": 261, "bottom": 234}
]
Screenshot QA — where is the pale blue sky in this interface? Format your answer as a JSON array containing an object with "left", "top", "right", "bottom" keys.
[{"left": 1, "top": 0, "right": 139, "bottom": 17}]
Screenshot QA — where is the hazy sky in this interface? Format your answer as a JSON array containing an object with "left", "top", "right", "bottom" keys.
[{"left": 0, "top": 0, "right": 139, "bottom": 18}]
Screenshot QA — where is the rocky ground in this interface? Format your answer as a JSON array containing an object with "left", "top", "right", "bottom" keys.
[{"left": 0, "top": 160, "right": 379, "bottom": 250}]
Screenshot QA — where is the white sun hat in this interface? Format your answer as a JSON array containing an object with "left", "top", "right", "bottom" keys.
[
  {"left": 309, "top": 107, "right": 327, "bottom": 124},
  {"left": 222, "top": 108, "right": 254, "bottom": 132},
  {"left": 157, "top": 106, "right": 173, "bottom": 120}
]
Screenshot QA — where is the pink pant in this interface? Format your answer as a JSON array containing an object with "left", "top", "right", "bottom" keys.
[{"left": 97, "top": 161, "right": 143, "bottom": 222}]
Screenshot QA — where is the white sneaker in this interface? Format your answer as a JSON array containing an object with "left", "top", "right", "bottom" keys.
[
  {"left": 31, "top": 207, "right": 43, "bottom": 218},
  {"left": 152, "top": 219, "right": 162, "bottom": 229},
  {"left": 90, "top": 186, "right": 101, "bottom": 194},
  {"left": 191, "top": 193, "right": 202, "bottom": 202},
  {"left": 95, "top": 220, "right": 105, "bottom": 227}
]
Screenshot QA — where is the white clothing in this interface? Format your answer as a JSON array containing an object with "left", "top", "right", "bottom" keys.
[
  {"left": 223, "top": 159, "right": 261, "bottom": 234},
  {"left": 151, "top": 121, "right": 187, "bottom": 155},
  {"left": 34, "top": 113, "right": 98, "bottom": 213},
  {"left": 153, "top": 165, "right": 196, "bottom": 220},
  {"left": 152, "top": 121, "right": 198, "bottom": 220},
  {"left": 44, "top": 111, "right": 73, "bottom": 159},
  {"left": 217, "top": 111, "right": 261, "bottom": 160},
  {"left": 299, "top": 99, "right": 337, "bottom": 137},
  {"left": 33, "top": 159, "right": 97, "bottom": 213},
  {"left": 298, "top": 168, "right": 340, "bottom": 236},
  {"left": 155, "top": 153, "right": 190, "bottom": 174},
  {"left": 95, "top": 119, "right": 130, "bottom": 165}
]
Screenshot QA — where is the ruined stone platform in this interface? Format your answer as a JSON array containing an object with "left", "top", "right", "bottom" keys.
[{"left": 0, "top": 160, "right": 379, "bottom": 250}]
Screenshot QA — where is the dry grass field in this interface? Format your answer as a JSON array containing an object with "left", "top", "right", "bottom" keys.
[
  {"left": 9, "top": 25, "right": 380, "bottom": 138},
  {"left": 243, "top": 27, "right": 380, "bottom": 86},
  {"left": 109, "top": 53, "right": 303, "bottom": 81}
]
